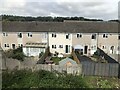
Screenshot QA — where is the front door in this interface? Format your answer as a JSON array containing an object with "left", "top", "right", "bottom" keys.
[
  {"left": 12, "top": 44, "right": 15, "bottom": 49},
  {"left": 84, "top": 46, "right": 88, "bottom": 54},
  {"left": 65, "top": 45, "right": 69, "bottom": 53}
]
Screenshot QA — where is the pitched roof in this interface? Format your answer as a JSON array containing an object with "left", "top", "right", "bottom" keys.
[
  {"left": 59, "top": 57, "right": 77, "bottom": 65},
  {"left": 2, "top": 21, "right": 119, "bottom": 33}
]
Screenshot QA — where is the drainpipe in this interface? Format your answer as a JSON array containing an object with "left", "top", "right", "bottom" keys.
[
  {"left": 47, "top": 32, "right": 49, "bottom": 47},
  {"left": 97, "top": 33, "right": 99, "bottom": 49}
]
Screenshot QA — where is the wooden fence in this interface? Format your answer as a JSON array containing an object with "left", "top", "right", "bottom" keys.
[
  {"left": 71, "top": 48, "right": 80, "bottom": 64},
  {"left": 81, "top": 61, "right": 119, "bottom": 77},
  {"left": 2, "top": 57, "right": 120, "bottom": 77},
  {"left": 19, "top": 64, "right": 82, "bottom": 75},
  {"left": 37, "top": 47, "right": 50, "bottom": 64}
]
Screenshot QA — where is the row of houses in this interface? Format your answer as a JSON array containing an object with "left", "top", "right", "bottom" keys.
[{"left": 0, "top": 21, "right": 120, "bottom": 62}]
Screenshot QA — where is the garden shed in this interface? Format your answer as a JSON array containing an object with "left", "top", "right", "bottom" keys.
[{"left": 59, "top": 57, "right": 77, "bottom": 66}]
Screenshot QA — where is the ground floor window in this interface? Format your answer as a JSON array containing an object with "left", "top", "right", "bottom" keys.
[
  {"left": 52, "top": 45, "right": 56, "bottom": 49},
  {"left": 110, "top": 46, "right": 114, "bottom": 54},
  {"left": 4, "top": 44, "right": 9, "bottom": 48}
]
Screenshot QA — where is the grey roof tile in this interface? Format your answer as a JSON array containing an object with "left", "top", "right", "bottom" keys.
[{"left": 2, "top": 21, "right": 119, "bottom": 33}]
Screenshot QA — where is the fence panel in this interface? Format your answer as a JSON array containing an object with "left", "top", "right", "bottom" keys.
[
  {"left": 109, "top": 63, "right": 119, "bottom": 77},
  {"left": 82, "top": 62, "right": 119, "bottom": 77}
]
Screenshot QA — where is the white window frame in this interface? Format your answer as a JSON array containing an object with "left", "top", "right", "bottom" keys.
[
  {"left": 59, "top": 45, "right": 63, "bottom": 48},
  {"left": 91, "top": 34, "right": 96, "bottom": 39},
  {"left": 76, "top": 33, "right": 82, "bottom": 38},
  {"left": 3, "top": 32, "right": 8, "bottom": 36},
  {"left": 102, "top": 45, "right": 106, "bottom": 49},
  {"left": 4, "top": 43, "right": 9, "bottom": 48},
  {"left": 103, "top": 33, "right": 108, "bottom": 38},
  {"left": 66, "top": 33, "right": 70, "bottom": 39},
  {"left": 52, "top": 45, "right": 56, "bottom": 49},
  {"left": 52, "top": 33, "right": 57, "bottom": 38},
  {"left": 18, "top": 32, "right": 22, "bottom": 38},
  {"left": 118, "top": 34, "right": 120, "bottom": 40},
  {"left": 28, "top": 32, "right": 32, "bottom": 37}
]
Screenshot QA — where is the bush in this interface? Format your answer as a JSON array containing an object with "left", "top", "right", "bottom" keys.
[
  {"left": 2, "top": 70, "right": 89, "bottom": 88},
  {"left": 39, "top": 52, "right": 44, "bottom": 58},
  {"left": 5, "top": 47, "right": 26, "bottom": 61}
]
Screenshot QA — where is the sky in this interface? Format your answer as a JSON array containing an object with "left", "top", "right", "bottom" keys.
[{"left": 0, "top": 0, "right": 120, "bottom": 20}]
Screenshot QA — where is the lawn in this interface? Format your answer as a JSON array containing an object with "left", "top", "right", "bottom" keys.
[{"left": 2, "top": 70, "right": 120, "bottom": 89}]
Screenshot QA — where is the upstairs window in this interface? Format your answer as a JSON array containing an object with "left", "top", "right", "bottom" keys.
[
  {"left": 91, "top": 34, "right": 96, "bottom": 39},
  {"left": 66, "top": 34, "right": 70, "bottom": 39},
  {"left": 77, "top": 33, "right": 82, "bottom": 38},
  {"left": 3, "top": 32, "right": 8, "bottom": 36},
  {"left": 18, "top": 32, "right": 22, "bottom": 38},
  {"left": 28, "top": 32, "right": 32, "bottom": 37},
  {"left": 52, "top": 33, "right": 56, "bottom": 38},
  {"left": 118, "top": 34, "right": 120, "bottom": 40},
  {"left": 103, "top": 34, "right": 108, "bottom": 38}
]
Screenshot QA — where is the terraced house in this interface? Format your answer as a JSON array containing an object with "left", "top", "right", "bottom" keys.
[{"left": 0, "top": 21, "right": 119, "bottom": 62}]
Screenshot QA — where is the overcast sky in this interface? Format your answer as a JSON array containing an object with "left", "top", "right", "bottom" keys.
[{"left": 0, "top": 0, "right": 120, "bottom": 20}]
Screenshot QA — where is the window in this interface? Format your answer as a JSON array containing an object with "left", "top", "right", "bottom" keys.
[
  {"left": 28, "top": 32, "right": 32, "bottom": 37},
  {"left": 4, "top": 44, "right": 9, "bottom": 47},
  {"left": 110, "top": 46, "right": 114, "bottom": 50},
  {"left": 91, "top": 45, "right": 96, "bottom": 50},
  {"left": 4, "top": 44, "right": 7, "bottom": 47},
  {"left": 59, "top": 45, "right": 63, "bottom": 48},
  {"left": 103, "top": 34, "right": 108, "bottom": 38},
  {"left": 52, "top": 33, "right": 56, "bottom": 38},
  {"left": 12, "top": 44, "right": 15, "bottom": 49},
  {"left": 52, "top": 45, "right": 56, "bottom": 49},
  {"left": 3, "top": 32, "right": 8, "bottom": 36},
  {"left": 77, "top": 33, "right": 82, "bottom": 38},
  {"left": 66, "top": 34, "right": 70, "bottom": 39},
  {"left": 118, "top": 46, "right": 120, "bottom": 51},
  {"left": 118, "top": 34, "right": 120, "bottom": 40},
  {"left": 102, "top": 46, "right": 106, "bottom": 49},
  {"left": 91, "top": 34, "right": 96, "bottom": 39},
  {"left": 18, "top": 44, "right": 23, "bottom": 47},
  {"left": 18, "top": 32, "right": 22, "bottom": 38}
]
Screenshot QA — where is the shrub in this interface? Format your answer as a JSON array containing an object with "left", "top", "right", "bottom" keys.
[
  {"left": 39, "top": 52, "right": 44, "bottom": 58},
  {"left": 5, "top": 47, "right": 26, "bottom": 61}
]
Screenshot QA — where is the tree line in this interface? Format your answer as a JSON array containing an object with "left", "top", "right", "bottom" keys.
[{"left": 1, "top": 15, "right": 119, "bottom": 22}]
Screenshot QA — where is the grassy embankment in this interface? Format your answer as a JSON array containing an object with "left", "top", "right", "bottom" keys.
[{"left": 2, "top": 70, "right": 120, "bottom": 89}]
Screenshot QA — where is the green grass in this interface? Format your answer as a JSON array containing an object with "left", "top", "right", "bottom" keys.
[
  {"left": 2, "top": 70, "right": 120, "bottom": 89},
  {"left": 2, "top": 70, "right": 89, "bottom": 88}
]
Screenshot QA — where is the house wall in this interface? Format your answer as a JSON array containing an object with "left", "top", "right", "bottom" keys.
[
  {"left": 2, "top": 32, "right": 18, "bottom": 50},
  {"left": 22, "top": 32, "right": 47, "bottom": 45},
  {"left": 1, "top": 31, "right": 119, "bottom": 56},
  {"left": 1, "top": 32, "right": 47, "bottom": 51},
  {"left": 49, "top": 32, "right": 72, "bottom": 54},
  {"left": 72, "top": 33, "right": 97, "bottom": 55},
  {"left": 98, "top": 33, "right": 119, "bottom": 54}
]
